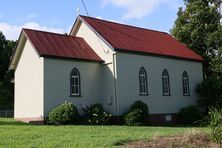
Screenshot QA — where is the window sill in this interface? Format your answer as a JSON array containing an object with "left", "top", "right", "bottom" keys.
[
  {"left": 163, "top": 94, "right": 171, "bottom": 96},
  {"left": 139, "top": 93, "right": 149, "bottom": 96},
  {"left": 183, "top": 94, "right": 190, "bottom": 96},
  {"left": 70, "top": 95, "right": 82, "bottom": 97}
]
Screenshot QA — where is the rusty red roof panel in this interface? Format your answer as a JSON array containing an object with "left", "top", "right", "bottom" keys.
[
  {"left": 23, "top": 29, "right": 102, "bottom": 62},
  {"left": 80, "top": 16, "right": 203, "bottom": 61}
]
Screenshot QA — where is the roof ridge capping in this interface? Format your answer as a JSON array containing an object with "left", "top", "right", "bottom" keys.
[
  {"left": 79, "top": 15, "right": 169, "bottom": 35},
  {"left": 22, "top": 28, "right": 84, "bottom": 39}
]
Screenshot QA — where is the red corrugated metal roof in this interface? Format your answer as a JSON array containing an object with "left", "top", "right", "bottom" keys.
[
  {"left": 23, "top": 29, "right": 102, "bottom": 62},
  {"left": 80, "top": 16, "right": 203, "bottom": 61}
]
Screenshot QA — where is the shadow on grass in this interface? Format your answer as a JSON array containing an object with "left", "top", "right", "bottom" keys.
[
  {"left": 145, "top": 124, "right": 204, "bottom": 128},
  {"left": 113, "top": 139, "right": 133, "bottom": 146},
  {"left": 0, "top": 117, "right": 205, "bottom": 128},
  {"left": 0, "top": 118, "right": 28, "bottom": 126}
]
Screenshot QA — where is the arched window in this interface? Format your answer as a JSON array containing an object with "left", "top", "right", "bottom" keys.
[
  {"left": 162, "top": 69, "right": 170, "bottom": 96},
  {"left": 182, "top": 71, "right": 190, "bottom": 96},
  {"left": 139, "top": 67, "right": 148, "bottom": 95},
  {"left": 70, "top": 68, "right": 81, "bottom": 96}
]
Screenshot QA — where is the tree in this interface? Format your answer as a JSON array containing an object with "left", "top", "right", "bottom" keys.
[
  {"left": 206, "top": 28, "right": 222, "bottom": 75},
  {"left": 0, "top": 31, "right": 16, "bottom": 110},
  {"left": 170, "top": 0, "right": 222, "bottom": 77},
  {"left": 0, "top": 32, "right": 7, "bottom": 80},
  {"left": 196, "top": 75, "right": 222, "bottom": 108}
]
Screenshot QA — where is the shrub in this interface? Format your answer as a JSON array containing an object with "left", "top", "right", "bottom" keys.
[
  {"left": 206, "top": 107, "right": 222, "bottom": 143},
  {"left": 124, "top": 109, "right": 144, "bottom": 126},
  {"left": 207, "top": 107, "right": 222, "bottom": 128},
  {"left": 211, "top": 127, "right": 222, "bottom": 143},
  {"left": 128, "top": 100, "right": 149, "bottom": 114},
  {"left": 48, "top": 101, "right": 79, "bottom": 125},
  {"left": 124, "top": 100, "right": 149, "bottom": 126},
  {"left": 177, "top": 105, "right": 201, "bottom": 125},
  {"left": 81, "top": 104, "right": 111, "bottom": 125},
  {"left": 82, "top": 104, "right": 104, "bottom": 117}
]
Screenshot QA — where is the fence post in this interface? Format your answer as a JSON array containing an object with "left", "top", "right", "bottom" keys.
[{"left": 0, "top": 110, "right": 14, "bottom": 118}]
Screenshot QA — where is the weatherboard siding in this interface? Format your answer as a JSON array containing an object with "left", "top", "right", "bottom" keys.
[
  {"left": 43, "top": 58, "right": 103, "bottom": 116},
  {"left": 75, "top": 21, "right": 114, "bottom": 63},
  {"left": 75, "top": 21, "right": 116, "bottom": 114},
  {"left": 100, "top": 63, "right": 117, "bottom": 115},
  {"left": 116, "top": 52, "right": 203, "bottom": 115},
  {"left": 15, "top": 40, "right": 44, "bottom": 118}
]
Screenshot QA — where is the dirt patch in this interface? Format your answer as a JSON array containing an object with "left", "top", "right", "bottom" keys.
[{"left": 124, "top": 132, "right": 221, "bottom": 148}]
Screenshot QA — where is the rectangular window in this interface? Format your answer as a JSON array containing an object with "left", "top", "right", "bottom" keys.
[
  {"left": 140, "top": 74, "right": 148, "bottom": 95},
  {"left": 71, "top": 76, "right": 79, "bottom": 96},
  {"left": 183, "top": 78, "right": 189, "bottom": 95},
  {"left": 163, "top": 76, "right": 170, "bottom": 95}
]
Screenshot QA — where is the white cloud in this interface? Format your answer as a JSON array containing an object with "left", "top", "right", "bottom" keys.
[
  {"left": 0, "top": 22, "right": 65, "bottom": 40},
  {"left": 15, "top": 13, "right": 39, "bottom": 23},
  {"left": 102, "top": 0, "right": 182, "bottom": 19}
]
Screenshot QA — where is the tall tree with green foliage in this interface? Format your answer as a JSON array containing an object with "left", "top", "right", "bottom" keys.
[
  {"left": 170, "top": 0, "right": 222, "bottom": 76},
  {"left": 0, "top": 31, "right": 16, "bottom": 110},
  {"left": 0, "top": 32, "right": 8, "bottom": 80}
]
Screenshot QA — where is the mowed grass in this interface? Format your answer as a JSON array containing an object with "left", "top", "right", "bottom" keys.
[{"left": 0, "top": 118, "right": 208, "bottom": 148}]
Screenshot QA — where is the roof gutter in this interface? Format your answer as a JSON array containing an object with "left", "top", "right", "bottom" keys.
[
  {"left": 41, "top": 55, "right": 104, "bottom": 63},
  {"left": 115, "top": 48, "right": 204, "bottom": 63}
]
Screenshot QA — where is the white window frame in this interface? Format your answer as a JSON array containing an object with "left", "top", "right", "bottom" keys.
[{"left": 70, "top": 68, "right": 80, "bottom": 96}]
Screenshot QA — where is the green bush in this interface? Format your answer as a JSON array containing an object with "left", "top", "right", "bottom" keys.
[
  {"left": 211, "top": 127, "right": 222, "bottom": 143},
  {"left": 207, "top": 107, "right": 222, "bottom": 128},
  {"left": 128, "top": 100, "right": 149, "bottom": 114},
  {"left": 81, "top": 104, "right": 111, "bottom": 125},
  {"left": 124, "top": 109, "right": 144, "bottom": 126},
  {"left": 124, "top": 100, "right": 149, "bottom": 126},
  {"left": 82, "top": 104, "right": 104, "bottom": 117},
  {"left": 177, "top": 105, "right": 201, "bottom": 125},
  {"left": 48, "top": 101, "right": 79, "bottom": 125},
  {"left": 206, "top": 107, "right": 222, "bottom": 143}
]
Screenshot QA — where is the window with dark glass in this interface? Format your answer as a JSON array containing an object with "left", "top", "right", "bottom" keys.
[
  {"left": 70, "top": 68, "right": 80, "bottom": 96},
  {"left": 139, "top": 67, "right": 148, "bottom": 95},
  {"left": 162, "top": 69, "right": 170, "bottom": 96},
  {"left": 182, "top": 71, "right": 190, "bottom": 96}
]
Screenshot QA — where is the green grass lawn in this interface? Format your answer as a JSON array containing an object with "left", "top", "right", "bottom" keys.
[{"left": 0, "top": 118, "right": 208, "bottom": 148}]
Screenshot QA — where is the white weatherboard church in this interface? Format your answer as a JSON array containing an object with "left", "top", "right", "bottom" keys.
[{"left": 10, "top": 16, "right": 203, "bottom": 124}]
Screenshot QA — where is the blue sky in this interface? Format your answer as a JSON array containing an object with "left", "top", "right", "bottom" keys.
[{"left": 0, "top": 0, "right": 184, "bottom": 40}]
